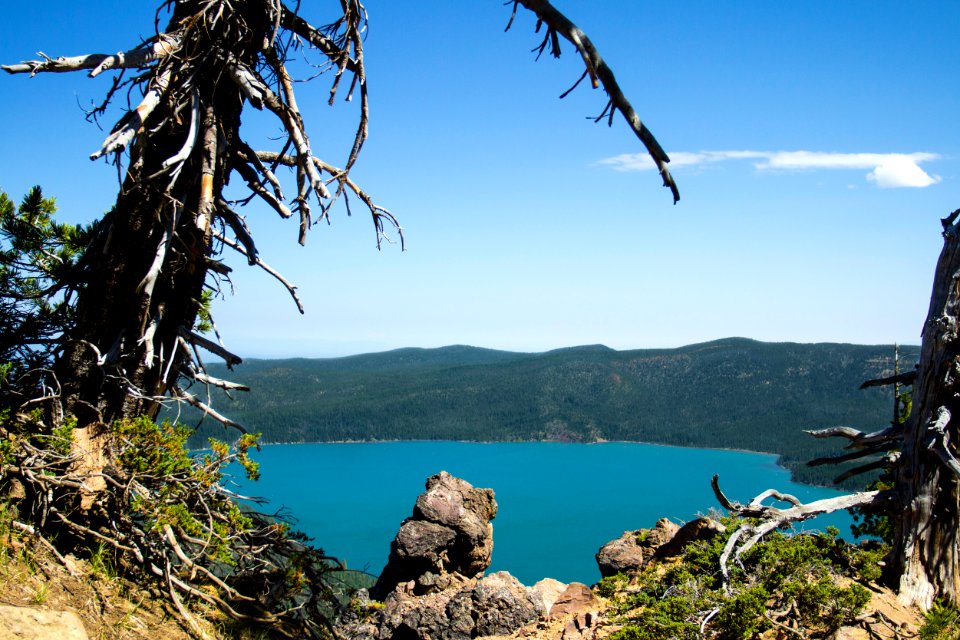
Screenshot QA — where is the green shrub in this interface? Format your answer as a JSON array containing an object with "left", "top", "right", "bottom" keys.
[
  {"left": 715, "top": 585, "right": 769, "bottom": 639},
  {"left": 921, "top": 601, "right": 960, "bottom": 640},
  {"left": 605, "top": 521, "right": 882, "bottom": 638},
  {"left": 596, "top": 573, "right": 630, "bottom": 598}
]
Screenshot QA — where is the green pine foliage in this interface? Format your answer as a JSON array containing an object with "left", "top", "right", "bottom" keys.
[
  {"left": 921, "top": 601, "right": 960, "bottom": 640},
  {"left": 0, "top": 187, "right": 90, "bottom": 375},
  {"left": 0, "top": 406, "right": 348, "bottom": 636},
  {"left": 604, "top": 521, "right": 882, "bottom": 639}
]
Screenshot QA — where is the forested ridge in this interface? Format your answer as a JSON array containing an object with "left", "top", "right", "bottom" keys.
[{"left": 182, "top": 338, "right": 918, "bottom": 486}]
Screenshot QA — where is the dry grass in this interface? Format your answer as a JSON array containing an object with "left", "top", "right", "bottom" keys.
[{"left": 0, "top": 524, "right": 229, "bottom": 640}]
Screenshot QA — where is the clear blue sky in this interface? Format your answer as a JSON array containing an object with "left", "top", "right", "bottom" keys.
[{"left": 1, "top": 1, "right": 958, "bottom": 357}]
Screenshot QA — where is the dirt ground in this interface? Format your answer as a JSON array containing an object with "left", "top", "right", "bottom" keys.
[{"left": 0, "top": 530, "right": 219, "bottom": 640}]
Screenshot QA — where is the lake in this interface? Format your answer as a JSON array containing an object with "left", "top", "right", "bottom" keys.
[{"left": 229, "top": 441, "right": 856, "bottom": 585}]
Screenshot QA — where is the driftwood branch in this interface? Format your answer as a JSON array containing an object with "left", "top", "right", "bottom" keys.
[
  {"left": 2, "top": 36, "right": 178, "bottom": 76},
  {"left": 924, "top": 406, "right": 960, "bottom": 479},
  {"left": 804, "top": 424, "right": 902, "bottom": 448},
  {"left": 180, "top": 328, "right": 242, "bottom": 368},
  {"left": 860, "top": 369, "right": 917, "bottom": 390},
  {"left": 511, "top": 0, "right": 678, "bottom": 203},
  {"left": 711, "top": 474, "right": 890, "bottom": 587},
  {"left": 172, "top": 385, "right": 245, "bottom": 433}
]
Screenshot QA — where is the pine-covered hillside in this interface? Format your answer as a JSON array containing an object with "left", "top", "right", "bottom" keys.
[{"left": 180, "top": 338, "right": 919, "bottom": 486}]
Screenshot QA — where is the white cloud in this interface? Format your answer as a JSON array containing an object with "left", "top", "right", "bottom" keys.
[
  {"left": 597, "top": 149, "right": 942, "bottom": 189},
  {"left": 596, "top": 150, "right": 767, "bottom": 171},
  {"left": 866, "top": 155, "right": 941, "bottom": 188}
]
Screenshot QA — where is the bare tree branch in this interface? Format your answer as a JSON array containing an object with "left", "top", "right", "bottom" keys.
[
  {"left": 257, "top": 151, "right": 404, "bottom": 249},
  {"left": 90, "top": 68, "right": 172, "bottom": 160},
  {"left": 212, "top": 230, "right": 305, "bottom": 314},
  {"left": 279, "top": 3, "right": 358, "bottom": 73},
  {"left": 807, "top": 442, "right": 900, "bottom": 467},
  {"left": 511, "top": 0, "right": 679, "bottom": 203},
  {"left": 172, "top": 385, "right": 245, "bottom": 432},
  {"left": 711, "top": 474, "right": 891, "bottom": 587},
  {"left": 2, "top": 36, "right": 179, "bottom": 76},
  {"left": 833, "top": 452, "right": 900, "bottom": 484},
  {"left": 804, "top": 424, "right": 902, "bottom": 448},
  {"left": 923, "top": 406, "right": 960, "bottom": 479},
  {"left": 860, "top": 369, "right": 917, "bottom": 390},
  {"left": 180, "top": 328, "right": 242, "bottom": 368}
]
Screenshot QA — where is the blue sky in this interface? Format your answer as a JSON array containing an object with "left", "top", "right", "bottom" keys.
[{"left": 1, "top": 1, "right": 958, "bottom": 358}]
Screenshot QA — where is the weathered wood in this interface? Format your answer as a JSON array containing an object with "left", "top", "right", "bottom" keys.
[
  {"left": 513, "top": 0, "right": 679, "bottom": 203},
  {"left": 1, "top": 37, "right": 178, "bottom": 76},
  {"left": 3, "top": 3, "right": 676, "bottom": 634},
  {"left": 894, "top": 214, "right": 960, "bottom": 608},
  {"left": 712, "top": 475, "right": 890, "bottom": 586},
  {"left": 804, "top": 424, "right": 902, "bottom": 448},
  {"left": 860, "top": 369, "right": 917, "bottom": 390}
]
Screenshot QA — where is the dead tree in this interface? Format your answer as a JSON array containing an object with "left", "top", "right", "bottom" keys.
[
  {"left": 3, "top": 0, "right": 675, "bottom": 440},
  {"left": 3, "top": 0, "right": 675, "bottom": 632},
  {"left": 713, "top": 208, "right": 960, "bottom": 610},
  {"left": 890, "top": 209, "right": 960, "bottom": 608}
]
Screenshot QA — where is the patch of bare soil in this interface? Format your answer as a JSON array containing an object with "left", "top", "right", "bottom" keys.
[{"left": 0, "top": 531, "right": 224, "bottom": 640}]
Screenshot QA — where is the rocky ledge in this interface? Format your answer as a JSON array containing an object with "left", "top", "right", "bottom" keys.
[
  {"left": 337, "top": 471, "right": 731, "bottom": 640},
  {"left": 339, "top": 471, "right": 600, "bottom": 640},
  {"left": 334, "top": 472, "right": 921, "bottom": 640}
]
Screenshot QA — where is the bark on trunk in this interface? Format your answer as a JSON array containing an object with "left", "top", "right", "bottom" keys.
[
  {"left": 893, "top": 210, "right": 960, "bottom": 609},
  {"left": 53, "top": 2, "right": 261, "bottom": 431}
]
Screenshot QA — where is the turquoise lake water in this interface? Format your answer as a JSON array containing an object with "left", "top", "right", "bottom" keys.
[{"left": 229, "top": 441, "right": 855, "bottom": 585}]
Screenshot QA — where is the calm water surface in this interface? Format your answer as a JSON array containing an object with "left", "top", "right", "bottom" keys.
[{"left": 230, "top": 441, "right": 854, "bottom": 585}]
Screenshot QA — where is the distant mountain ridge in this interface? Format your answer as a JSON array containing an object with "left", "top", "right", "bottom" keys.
[{"left": 184, "top": 338, "right": 920, "bottom": 487}]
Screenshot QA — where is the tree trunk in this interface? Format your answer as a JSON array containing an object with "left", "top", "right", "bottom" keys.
[
  {"left": 53, "top": 2, "right": 261, "bottom": 437},
  {"left": 893, "top": 210, "right": 960, "bottom": 609}
]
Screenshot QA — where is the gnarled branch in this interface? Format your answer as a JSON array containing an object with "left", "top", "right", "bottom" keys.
[
  {"left": 924, "top": 406, "right": 960, "bottom": 479},
  {"left": 1, "top": 36, "right": 179, "bottom": 76},
  {"left": 711, "top": 474, "right": 891, "bottom": 587},
  {"left": 804, "top": 424, "right": 902, "bottom": 448},
  {"left": 860, "top": 369, "right": 917, "bottom": 390},
  {"left": 511, "top": 0, "right": 678, "bottom": 203}
]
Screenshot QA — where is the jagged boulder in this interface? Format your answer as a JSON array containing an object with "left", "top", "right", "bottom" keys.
[
  {"left": 413, "top": 470, "right": 496, "bottom": 576},
  {"left": 371, "top": 471, "right": 497, "bottom": 599},
  {"left": 345, "top": 572, "right": 544, "bottom": 640},
  {"left": 644, "top": 517, "right": 681, "bottom": 548},
  {"left": 452, "top": 572, "right": 543, "bottom": 637},
  {"left": 550, "top": 582, "right": 597, "bottom": 619},
  {"left": 529, "top": 578, "right": 568, "bottom": 615},
  {"left": 654, "top": 517, "right": 725, "bottom": 559},
  {"left": 595, "top": 531, "right": 645, "bottom": 578},
  {"left": 597, "top": 517, "right": 724, "bottom": 576},
  {"left": 596, "top": 517, "right": 679, "bottom": 578}
]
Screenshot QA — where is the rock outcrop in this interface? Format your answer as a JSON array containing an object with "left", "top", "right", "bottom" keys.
[
  {"left": 596, "top": 516, "right": 725, "bottom": 577},
  {"left": 654, "top": 516, "right": 725, "bottom": 559},
  {"left": 370, "top": 471, "right": 497, "bottom": 599},
  {"left": 342, "top": 471, "right": 600, "bottom": 640}
]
